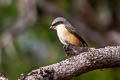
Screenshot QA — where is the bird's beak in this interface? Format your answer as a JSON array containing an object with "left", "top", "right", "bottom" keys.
[{"left": 49, "top": 26, "right": 53, "bottom": 30}]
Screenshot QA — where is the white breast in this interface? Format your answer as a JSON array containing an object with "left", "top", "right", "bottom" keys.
[{"left": 56, "top": 24, "right": 67, "bottom": 45}]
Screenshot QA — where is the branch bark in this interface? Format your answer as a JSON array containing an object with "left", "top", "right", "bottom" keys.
[
  {"left": 0, "top": 72, "right": 8, "bottom": 80},
  {"left": 19, "top": 46, "right": 120, "bottom": 80}
]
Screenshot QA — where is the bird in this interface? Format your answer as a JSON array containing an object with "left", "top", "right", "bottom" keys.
[
  {"left": 49, "top": 17, "right": 87, "bottom": 47},
  {"left": 49, "top": 18, "right": 104, "bottom": 71}
]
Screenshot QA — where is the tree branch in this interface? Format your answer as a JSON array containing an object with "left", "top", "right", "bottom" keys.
[
  {"left": 0, "top": 72, "right": 8, "bottom": 80},
  {"left": 19, "top": 46, "right": 120, "bottom": 80}
]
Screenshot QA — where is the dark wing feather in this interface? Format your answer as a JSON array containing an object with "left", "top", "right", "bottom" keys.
[{"left": 65, "top": 25, "right": 88, "bottom": 47}]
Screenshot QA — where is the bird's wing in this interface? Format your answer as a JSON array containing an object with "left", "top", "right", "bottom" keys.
[{"left": 65, "top": 25, "right": 88, "bottom": 46}]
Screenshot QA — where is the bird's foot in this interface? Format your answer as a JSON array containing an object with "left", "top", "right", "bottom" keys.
[
  {"left": 63, "top": 44, "right": 73, "bottom": 56},
  {"left": 63, "top": 44, "right": 72, "bottom": 51},
  {"left": 63, "top": 45, "right": 89, "bottom": 56},
  {"left": 63, "top": 45, "right": 67, "bottom": 49}
]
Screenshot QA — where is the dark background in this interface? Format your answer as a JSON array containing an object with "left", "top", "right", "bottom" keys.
[{"left": 0, "top": 0, "right": 120, "bottom": 80}]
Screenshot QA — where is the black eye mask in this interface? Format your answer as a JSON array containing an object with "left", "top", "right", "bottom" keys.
[{"left": 52, "top": 21, "right": 64, "bottom": 27}]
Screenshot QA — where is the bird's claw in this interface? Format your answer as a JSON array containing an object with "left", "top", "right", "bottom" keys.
[
  {"left": 63, "top": 44, "right": 71, "bottom": 50},
  {"left": 63, "top": 44, "right": 73, "bottom": 56}
]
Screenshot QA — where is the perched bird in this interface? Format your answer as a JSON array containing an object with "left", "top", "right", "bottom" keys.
[
  {"left": 50, "top": 17, "right": 87, "bottom": 47},
  {"left": 49, "top": 17, "right": 103, "bottom": 71}
]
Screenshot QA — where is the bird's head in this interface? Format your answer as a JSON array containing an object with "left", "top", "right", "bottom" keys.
[{"left": 49, "top": 17, "right": 67, "bottom": 30}]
